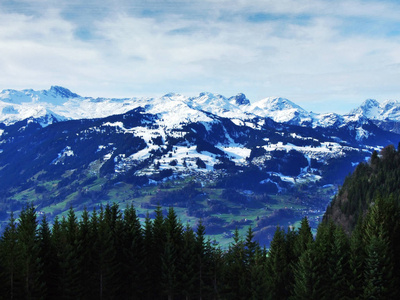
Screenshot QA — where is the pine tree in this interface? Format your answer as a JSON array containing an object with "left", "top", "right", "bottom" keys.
[
  {"left": 244, "top": 227, "right": 258, "bottom": 266},
  {"left": 181, "top": 224, "right": 197, "bottom": 300},
  {"left": 312, "top": 221, "right": 336, "bottom": 299},
  {"left": 223, "top": 228, "right": 248, "bottom": 299},
  {"left": 362, "top": 196, "right": 397, "bottom": 298},
  {"left": 142, "top": 212, "right": 156, "bottom": 299},
  {"left": 266, "top": 226, "right": 291, "bottom": 300},
  {"left": 78, "top": 207, "right": 96, "bottom": 299},
  {"left": 249, "top": 246, "right": 268, "bottom": 299},
  {"left": 123, "top": 204, "right": 145, "bottom": 299},
  {"left": 329, "top": 225, "right": 351, "bottom": 299},
  {"left": 195, "top": 220, "right": 206, "bottom": 300},
  {"left": 37, "top": 215, "right": 58, "bottom": 299},
  {"left": 104, "top": 203, "right": 124, "bottom": 297},
  {"left": 294, "top": 217, "right": 313, "bottom": 257},
  {"left": 61, "top": 207, "right": 83, "bottom": 298},
  {"left": 291, "top": 247, "right": 320, "bottom": 300},
  {"left": 162, "top": 232, "right": 179, "bottom": 300},
  {"left": 151, "top": 205, "right": 166, "bottom": 299},
  {"left": 50, "top": 216, "right": 66, "bottom": 296},
  {"left": 349, "top": 217, "right": 366, "bottom": 298},
  {"left": 0, "top": 212, "right": 21, "bottom": 299},
  {"left": 290, "top": 217, "right": 314, "bottom": 300},
  {"left": 162, "top": 207, "right": 184, "bottom": 299},
  {"left": 16, "top": 204, "right": 43, "bottom": 299},
  {"left": 363, "top": 236, "right": 395, "bottom": 299},
  {"left": 95, "top": 205, "right": 118, "bottom": 300}
]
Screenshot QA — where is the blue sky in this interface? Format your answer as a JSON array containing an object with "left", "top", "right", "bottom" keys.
[{"left": 0, "top": 0, "right": 400, "bottom": 113}]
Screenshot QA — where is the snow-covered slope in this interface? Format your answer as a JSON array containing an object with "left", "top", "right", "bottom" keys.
[
  {"left": 2, "top": 86, "right": 400, "bottom": 134},
  {"left": 349, "top": 98, "right": 400, "bottom": 121},
  {"left": 246, "top": 97, "right": 313, "bottom": 125},
  {"left": 1, "top": 86, "right": 400, "bottom": 220},
  {"left": 0, "top": 87, "right": 251, "bottom": 127},
  {"left": 0, "top": 86, "right": 79, "bottom": 105}
]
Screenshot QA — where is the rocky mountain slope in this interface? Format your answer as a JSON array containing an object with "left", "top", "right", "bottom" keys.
[{"left": 1, "top": 86, "right": 400, "bottom": 245}]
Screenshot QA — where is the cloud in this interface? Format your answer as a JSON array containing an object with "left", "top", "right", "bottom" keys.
[{"left": 0, "top": 0, "right": 400, "bottom": 113}]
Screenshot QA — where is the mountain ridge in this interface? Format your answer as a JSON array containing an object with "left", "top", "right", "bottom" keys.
[
  {"left": 1, "top": 86, "right": 400, "bottom": 246},
  {"left": 2, "top": 86, "right": 400, "bottom": 135}
]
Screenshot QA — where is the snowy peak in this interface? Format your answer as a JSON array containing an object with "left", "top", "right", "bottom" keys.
[
  {"left": 0, "top": 86, "right": 80, "bottom": 105},
  {"left": 381, "top": 99, "right": 399, "bottom": 111},
  {"left": 247, "top": 97, "right": 312, "bottom": 124},
  {"left": 190, "top": 92, "right": 229, "bottom": 110},
  {"left": 380, "top": 100, "right": 400, "bottom": 120},
  {"left": 350, "top": 98, "right": 400, "bottom": 121},
  {"left": 253, "top": 97, "right": 305, "bottom": 112},
  {"left": 187, "top": 92, "right": 248, "bottom": 119},
  {"left": 229, "top": 93, "right": 250, "bottom": 106},
  {"left": 350, "top": 98, "right": 380, "bottom": 119},
  {"left": 33, "top": 109, "right": 68, "bottom": 127},
  {"left": 46, "top": 86, "right": 80, "bottom": 99},
  {"left": 0, "top": 88, "right": 38, "bottom": 104},
  {"left": 314, "top": 113, "right": 344, "bottom": 128},
  {"left": 2, "top": 86, "right": 400, "bottom": 136},
  {"left": 362, "top": 98, "right": 380, "bottom": 108}
]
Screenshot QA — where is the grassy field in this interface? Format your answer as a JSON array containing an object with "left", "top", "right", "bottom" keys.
[{"left": 1, "top": 174, "right": 336, "bottom": 248}]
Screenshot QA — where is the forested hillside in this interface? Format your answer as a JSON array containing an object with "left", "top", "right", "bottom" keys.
[{"left": 324, "top": 143, "right": 400, "bottom": 232}]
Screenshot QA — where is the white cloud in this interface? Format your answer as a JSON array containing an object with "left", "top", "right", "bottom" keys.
[{"left": 0, "top": 0, "right": 399, "bottom": 113}]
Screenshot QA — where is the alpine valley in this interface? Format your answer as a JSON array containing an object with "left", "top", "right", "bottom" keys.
[{"left": 1, "top": 86, "right": 400, "bottom": 246}]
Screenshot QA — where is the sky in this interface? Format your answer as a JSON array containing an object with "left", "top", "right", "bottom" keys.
[{"left": 0, "top": 0, "right": 400, "bottom": 113}]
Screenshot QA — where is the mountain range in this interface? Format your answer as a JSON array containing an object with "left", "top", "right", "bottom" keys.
[
  {"left": 2, "top": 86, "right": 400, "bottom": 129},
  {"left": 1, "top": 86, "right": 400, "bottom": 245}
]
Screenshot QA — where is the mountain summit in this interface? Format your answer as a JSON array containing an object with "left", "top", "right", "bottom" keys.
[
  {"left": 1, "top": 86, "right": 400, "bottom": 133},
  {"left": 350, "top": 98, "right": 400, "bottom": 122},
  {"left": 246, "top": 97, "right": 312, "bottom": 125},
  {"left": 46, "top": 86, "right": 80, "bottom": 99}
]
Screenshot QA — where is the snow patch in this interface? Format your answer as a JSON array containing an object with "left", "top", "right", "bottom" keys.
[{"left": 51, "top": 146, "right": 74, "bottom": 165}]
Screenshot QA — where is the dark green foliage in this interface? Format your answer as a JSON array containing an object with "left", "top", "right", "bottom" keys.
[
  {"left": 362, "top": 196, "right": 399, "bottom": 299},
  {"left": 16, "top": 204, "right": 44, "bottom": 298},
  {"left": 222, "top": 228, "right": 248, "bottom": 299},
  {"left": 265, "top": 226, "right": 293, "bottom": 299},
  {"left": 1, "top": 196, "right": 400, "bottom": 298},
  {"left": 121, "top": 204, "right": 145, "bottom": 299},
  {"left": 330, "top": 226, "right": 351, "bottom": 299},
  {"left": 264, "top": 149, "right": 309, "bottom": 176},
  {"left": 37, "top": 215, "right": 58, "bottom": 299},
  {"left": 292, "top": 248, "right": 320, "bottom": 300},
  {"left": 324, "top": 144, "right": 400, "bottom": 231},
  {"left": 196, "top": 157, "right": 207, "bottom": 169},
  {"left": 150, "top": 182, "right": 201, "bottom": 206},
  {"left": 294, "top": 217, "right": 313, "bottom": 257},
  {"left": 195, "top": 138, "right": 225, "bottom": 156},
  {"left": 248, "top": 146, "right": 267, "bottom": 161},
  {"left": 0, "top": 212, "right": 20, "bottom": 299},
  {"left": 180, "top": 224, "right": 197, "bottom": 299}
]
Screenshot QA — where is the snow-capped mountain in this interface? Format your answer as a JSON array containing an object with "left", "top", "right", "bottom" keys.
[
  {"left": 0, "top": 86, "right": 391, "bottom": 130},
  {"left": 1, "top": 87, "right": 400, "bottom": 177},
  {"left": 0, "top": 86, "right": 399, "bottom": 186},
  {"left": 246, "top": 97, "right": 313, "bottom": 125},
  {"left": 349, "top": 98, "right": 400, "bottom": 121},
  {"left": 1, "top": 86, "right": 400, "bottom": 246},
  {"left": 0, "top": 87, "right": 252, "bottom": 127},
  {"left": 1, "top": 86, "right": 400, "bottom": 150}
]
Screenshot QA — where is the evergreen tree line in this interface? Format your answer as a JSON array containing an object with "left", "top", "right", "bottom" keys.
[
  {"left": 325, "top": 144, "right": 400, "bottom": 231},
  {"left": 1, "top": 199, "right": 399, "bottom": 299}
]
